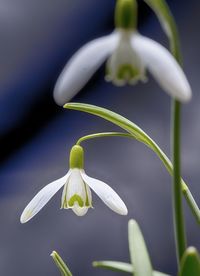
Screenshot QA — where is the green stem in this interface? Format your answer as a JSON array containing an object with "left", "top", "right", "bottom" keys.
[
  {"left": 65, "top": 102, "right": 200, "bottom": 225},
  {"left": 76, "top": 132, "right": 136, "bottom": 145},
  {"left": 172, "top": 100, "right": 186, "bottom": 263},
  {"left": 144, "top": 0, "right": 188, "bottom": 265}
]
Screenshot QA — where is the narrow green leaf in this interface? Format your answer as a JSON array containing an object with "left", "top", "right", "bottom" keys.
[
  {"left": 179, "top": 247, "right": 200, "bottom": 276},
  {"left": 93, "top": 260, "right": 171, "bottom": 276},
  {"left": 64, "top": 102, "right": 200, "bottom": 224},
  {"left": 93, "top": 261, "right": 133, "bottom": 273},
  {"left": 143, "top": 0, "right": 181, "bottom": 63},
  {"left": 128, "top": 219, "right": 153, "bottom": 276},
  {"left": 51, "top": 251, "right": 72, "bottom": 276}
]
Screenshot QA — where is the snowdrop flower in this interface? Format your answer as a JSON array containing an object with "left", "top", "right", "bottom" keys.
[
  {"left": 53, "top": 0, "right": 191, "bottom": 106},
  {"left": 20, "top": 145, "right": 127, "bottom": 223}
]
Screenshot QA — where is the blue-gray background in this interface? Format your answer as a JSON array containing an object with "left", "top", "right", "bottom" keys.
[{"left": 0, "top": 0, "right": 199, "bottom": 275}]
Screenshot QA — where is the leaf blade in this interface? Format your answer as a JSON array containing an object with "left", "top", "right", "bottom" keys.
[
  {"left": 93, "top": 260, "right": 171, "bottom": 276},
  {"left": 128, "top": 219, "right": 153, "bottom": 276},
  {"left": 179, "top": 247, "right": 200, "bottom": 276}
]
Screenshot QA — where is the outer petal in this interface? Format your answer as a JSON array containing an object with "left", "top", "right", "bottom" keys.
[
  {"left": 20, "top": 173, "right": 70, "bottom": 223},
  {"left": 81, "top": 171, "right": 128, "bottom": 215},
  {"left": 53, "top": 32, "right": 119, "bottom": 106},
  {"left": 132, "top": 33, "right": 192, "bottom": 102}
]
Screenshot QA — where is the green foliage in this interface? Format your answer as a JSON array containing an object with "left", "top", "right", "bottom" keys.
[
  {"left": 128, "top": 219, "right": 153, "bottom": 276},
  {"left": 65, "top": 102, "right": 200, "bottom": 225},
  {"left": 179, "top": 247, "right": 200, "bottom": 276},
  {"left": 51, "top": 251, "right": 73, "bottom": 276}
]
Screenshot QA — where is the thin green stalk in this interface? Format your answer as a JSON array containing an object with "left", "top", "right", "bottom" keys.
[
  {"left": 65, "top": 102, "right": 200, "bottom": 225},
  {"left": 76, "top": 132, "right": 136, "bottom": 145},
  {"left": 172, "top": 100, "right": 186, "bottom": 263},
  {"left": 144, "top": 0, "right": 187, "bottom": 264}
]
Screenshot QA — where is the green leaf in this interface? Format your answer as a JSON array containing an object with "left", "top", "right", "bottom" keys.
[
  {"left": 51, "top": 251, "right": 72, "bottom": 276},
  {"left": 143, "top": 0, "right": 181, "bottom": 63},
  {"left": 128, "top": 219, "right": 153, "bottom": 276},
  {"left": 93, "top": 260, "right": 171, "bottom": 276},
  {"left": 64, "top": 102, "right": 200, "bottom": 224},
  {"left": 93, "top": 261, "right": 133, "bottom": 273},
  {"left": 179, "top": 247, "right": 200, "bottom": 276}
]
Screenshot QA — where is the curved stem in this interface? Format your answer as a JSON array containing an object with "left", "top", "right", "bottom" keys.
[
  {"left": 76, "top": 132, "right": 136, "bottom": 145},
  {"left": 66, "top": 103, "right": 200, "bottom": 224}
]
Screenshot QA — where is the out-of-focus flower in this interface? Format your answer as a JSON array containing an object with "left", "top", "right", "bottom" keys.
[
  {"left": 20, "top": 145, "right": 127, "bottom": 223},
  {"left": 53, "top": 0, "right": 191, "bottom": 106}
]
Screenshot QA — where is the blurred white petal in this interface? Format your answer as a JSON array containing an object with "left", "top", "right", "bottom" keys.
[
  {"left": 20, "top": 173, "right": 69, "bottom": 223},
  {"left": 132, "top": 33, "right": 192, "bottom": 102},
  {"left": 81, "top": 172, "right": 128, "bottom": 215},
  {"left": 106, "top": 30, "right": 146, "bottom": 85},
  {"left": 54, "top": 32, "right": 119, "bottom": 106}
]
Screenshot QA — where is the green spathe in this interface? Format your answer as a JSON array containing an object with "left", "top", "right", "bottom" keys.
[
  {"left": 115, "top": 0, "right": 137, "bottom": 30},
  {"left": 69, "top": 145, "right": 84, "bottom": 169}
]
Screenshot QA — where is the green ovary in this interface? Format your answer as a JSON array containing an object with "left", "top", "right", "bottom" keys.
[{"left": 68, "top": 194, "right": 84, "bottom": 207}]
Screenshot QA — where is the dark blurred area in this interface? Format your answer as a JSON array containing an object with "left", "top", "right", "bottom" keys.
[{"left": 0, "top": 0, "right": 199, "bottom": 275}]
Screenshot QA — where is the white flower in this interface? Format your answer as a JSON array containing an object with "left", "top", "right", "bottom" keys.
[
  {"left": 53, "top": 0, "right": 191, "bottom": 106},
  {"left": 20, "top": 146, "right": 127, "bottom": 223}
]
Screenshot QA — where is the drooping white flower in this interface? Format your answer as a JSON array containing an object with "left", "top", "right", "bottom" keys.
[
  {"left": 20, "top": 145, "right": 127, "bottom": 223},
  {"left": 53, "top": 0, "right": 191, "bottom": 106}
]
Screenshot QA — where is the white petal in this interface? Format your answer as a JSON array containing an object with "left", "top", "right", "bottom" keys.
[
  {"left": 53, "top": 32, "right": 119, "bottom": 106},
  {"left": 72, "top": 204, "right": 89, "bottom": 216},
  {"left": 20, "top": 173, "right": 70, "bottom": 223},
  {"left": 81, "top": 172, "right": 128, "bottom": 215},
  {"left": 66, "top": 169, "right": 86, "bottom": 200},
  {"left": 132, "top": 33, "right": 192, "bottom": 102}
]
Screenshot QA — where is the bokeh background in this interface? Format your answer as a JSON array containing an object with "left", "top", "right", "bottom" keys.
[{"left": 0, "top": 0, "right": 199, "bottom": 275}]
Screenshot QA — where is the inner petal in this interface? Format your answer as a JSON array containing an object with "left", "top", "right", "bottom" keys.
[
  {"left": 72, "top": 203, "right": 89, "bottom": 216},
  {"left": 61, "top": 169, "right": 92, "bottom": 209},
  {"left": 68, "top": 194, "right": 84, "bottom": 207},
  {"left": 106, "top": 30, "right": 146, "bottom": 85},
  {"left": 117, "top": 64, "right": 140, "bottom": 81}
]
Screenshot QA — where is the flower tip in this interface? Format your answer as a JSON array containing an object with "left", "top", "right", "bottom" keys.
[
  {"left": 20, "top": 216, "right": 27, "bottom": 224},
  {"left": 20, "top": 210, "right": 33, "bottom": 224},
  {"left": 53, "top": 87, "right": 66, "bottom": 106},
  {"left": 121, "top": 205, "right": 128, "bottom": 215},
  {"left": 114, "top": 201, "right": 128, "bottom": 215},
  {"left": 181, "top": 87, "right": 192, "bottom": 103}
]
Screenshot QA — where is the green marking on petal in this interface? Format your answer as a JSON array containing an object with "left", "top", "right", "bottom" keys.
[
  {"left": 84, "top": 182, "right": 91, "bottom": 207},
  {"left": 61, "top": 183, "right": 69, "bottom": 209},
  {"left": 68, "top": 194, "right": 84, "bottom": 207},
  {"left": 23, "top": 210, "right": 33, "bottom": 221},
  {"left": 117, "top": 64, "right": 140, "bottom": 81}
]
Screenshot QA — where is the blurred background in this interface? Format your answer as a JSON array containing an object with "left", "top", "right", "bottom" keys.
[{"left": 0, "top": 0, "right": 199, "bottom": 275}]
